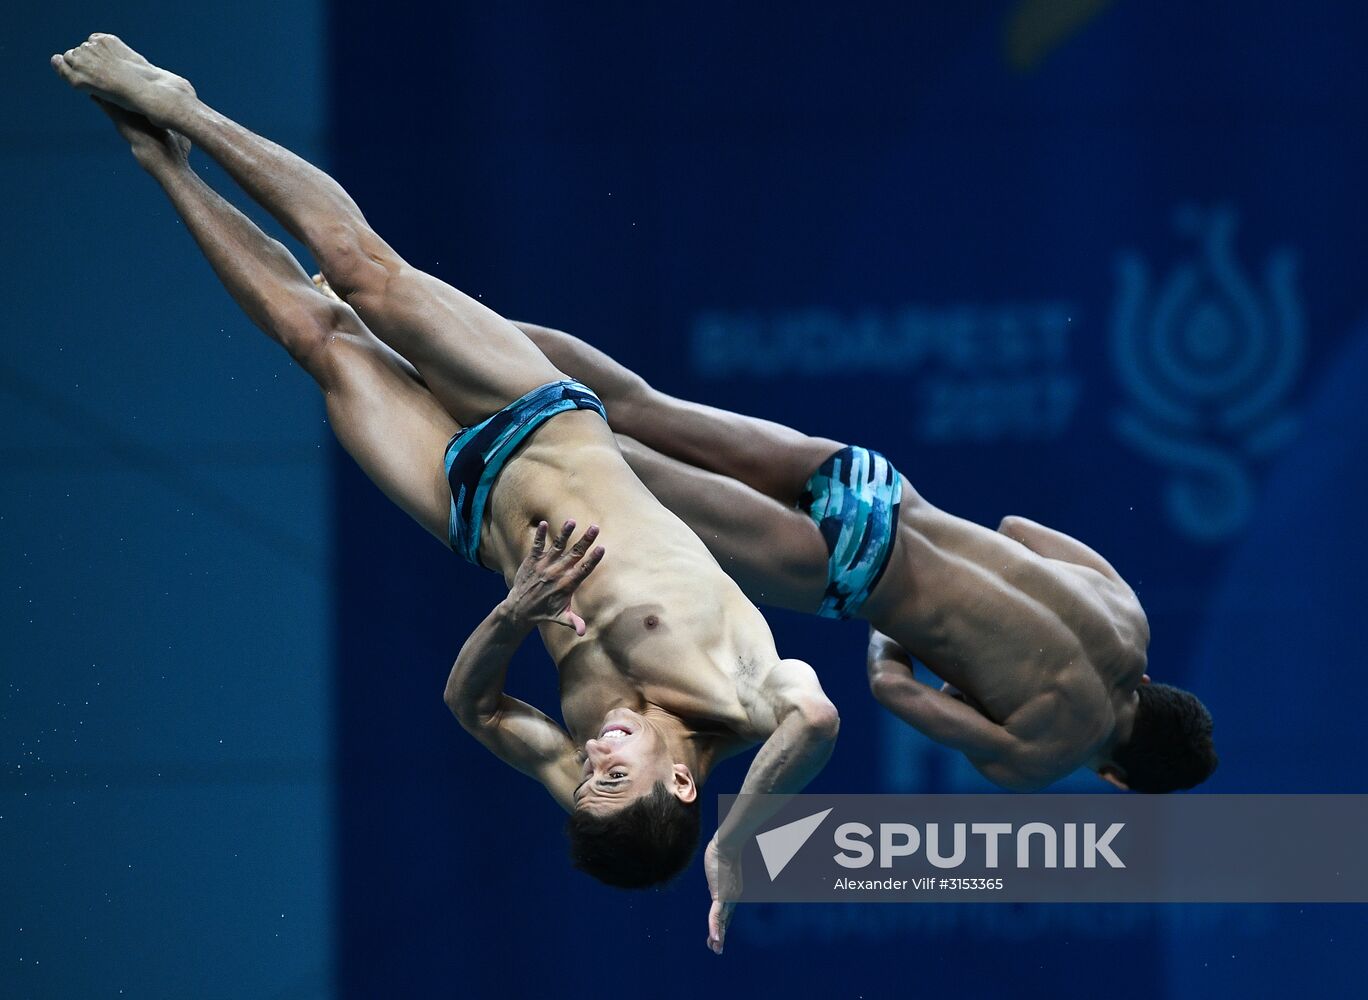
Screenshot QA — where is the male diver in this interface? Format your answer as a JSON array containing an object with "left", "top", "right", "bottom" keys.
[
  {"left": 517, "top": 323, "right": 1218, "bottom": 794},
  {"left": 51, "top": 33, "right": 838, "bottom": 952}
]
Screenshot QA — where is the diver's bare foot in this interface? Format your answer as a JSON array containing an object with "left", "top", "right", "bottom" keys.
[
  {"left": 92, "top": 97, "right": 191, "bottom": 172},
  {"left": 50, "top": 34, "right": 195, "bottom": 128}
]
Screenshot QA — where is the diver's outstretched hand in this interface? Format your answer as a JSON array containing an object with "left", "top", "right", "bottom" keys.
[
  {"left": 704, "top": 834, "right": 742, "bottom": 954},
  {"left": 507, "top": 520, "right": 604, "bottom": 636}
]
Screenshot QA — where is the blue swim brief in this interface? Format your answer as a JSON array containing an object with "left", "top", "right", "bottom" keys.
[
  {"left": 445, "top": 379, "right": 606, "bottom": 568},
  {"left": 797, "top": 445, "right": 903, "bottom": 620}
]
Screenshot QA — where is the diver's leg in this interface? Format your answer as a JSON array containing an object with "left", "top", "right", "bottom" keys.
[
  {"left": 519, "top": 322, "right": 843, "bottom": 506},
  {"left": 97, "top": 100, "right": 454, "bottom": 540},
  {"left": 617, "top": 436, "right": 828, "bottom": 613},
  {"left": 55, "top": 34, "right": 561, "bottom": 427}
]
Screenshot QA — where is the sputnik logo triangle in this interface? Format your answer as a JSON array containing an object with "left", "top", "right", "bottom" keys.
[{"left": 755, "top": 808, "right": 834, "bottom": 881}]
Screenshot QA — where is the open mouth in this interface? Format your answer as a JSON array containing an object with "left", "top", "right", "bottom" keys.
[{"left": 598, "top": 723, "right": 633, "bottom": 741}]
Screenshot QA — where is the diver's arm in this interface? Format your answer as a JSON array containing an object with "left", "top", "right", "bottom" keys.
[
  {"left": 867, "top": 630, "right": 1015, "bottom": 757},
  {"left": 442, "top": 600, "right": 581, "bottom": 810},
  {"left": 443, "top": 520, "right": 605, "bottom": 811},
  {"left": 717, "top": 661, "right": 840, "bottom": 847},
  {"left": 705, "top": 660, "right": 839, "bottom": 954}
]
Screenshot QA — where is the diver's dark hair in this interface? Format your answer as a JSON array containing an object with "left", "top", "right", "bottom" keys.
[
  {"left": 1111, "top": 683, "right": 1218, "bottom": 793},
  {"left": 566, "top": 781, "right": 700, "bottom": 889}
]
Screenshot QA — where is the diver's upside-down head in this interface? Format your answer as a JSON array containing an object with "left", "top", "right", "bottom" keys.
[
  {"left": 566, "top": 708, "right": 701, "bottom": 888},
  {"left": 1102, "top": 682, "right": 1218, "bottom": 793}
]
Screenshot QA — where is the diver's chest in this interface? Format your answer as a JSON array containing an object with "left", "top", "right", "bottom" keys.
[{"left": 556, "top": 624, "right": 743, "bottom": 716}]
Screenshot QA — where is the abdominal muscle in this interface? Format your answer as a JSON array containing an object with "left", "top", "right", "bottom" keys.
[
  {"left": 477, "top": 410, "right": 721, "bottom": 593},
  {"left": 476, "top": 410, "right": 774, "bottom": 729}
]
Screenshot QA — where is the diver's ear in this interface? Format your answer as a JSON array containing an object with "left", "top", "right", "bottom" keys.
[
  {"left": 670, "top": 763, "right": 697, "bottom": 804},
  {"left": 1141, "top": 674, "right": 1152, "bottom": 685},
  {"left": 1097, "top": 767, "right": 1130, "bottom": 791}
]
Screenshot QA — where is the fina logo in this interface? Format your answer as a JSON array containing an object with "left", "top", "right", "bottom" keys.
[{"left": 1110, "top": 206, "right": 1303, "bottom": 541}]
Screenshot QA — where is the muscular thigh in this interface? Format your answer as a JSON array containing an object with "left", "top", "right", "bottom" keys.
[
  {"left": 618, "top": 436, "right": 830, "bottom": 613},
  {"left": 625, "top": 392, "right": 844, "bottom": 507},
  {"left": 346, "top": 266, "right": 564, "bottom": 427},
  {"left": 320, "top": 325, "right": 459, "bottom": 544}
]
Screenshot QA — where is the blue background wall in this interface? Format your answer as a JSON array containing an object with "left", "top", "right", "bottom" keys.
[
  {"left": 3, "top": 4, "right": 333, "bottom": 997},
  {"left": 328, "top": 3, "right": 1368, "bottom": 998},
  {"left": 5, "top": 2, "right": 1367, "bottom": 998}
]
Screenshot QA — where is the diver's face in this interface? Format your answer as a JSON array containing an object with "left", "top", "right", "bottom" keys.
[{"left": 573, "top": 709, "right": 677, "bottom": 814}]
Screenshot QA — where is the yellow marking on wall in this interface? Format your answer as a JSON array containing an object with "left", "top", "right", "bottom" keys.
[{"left": 1005, "top": 0, "right": 1115, "bottom": 73}]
